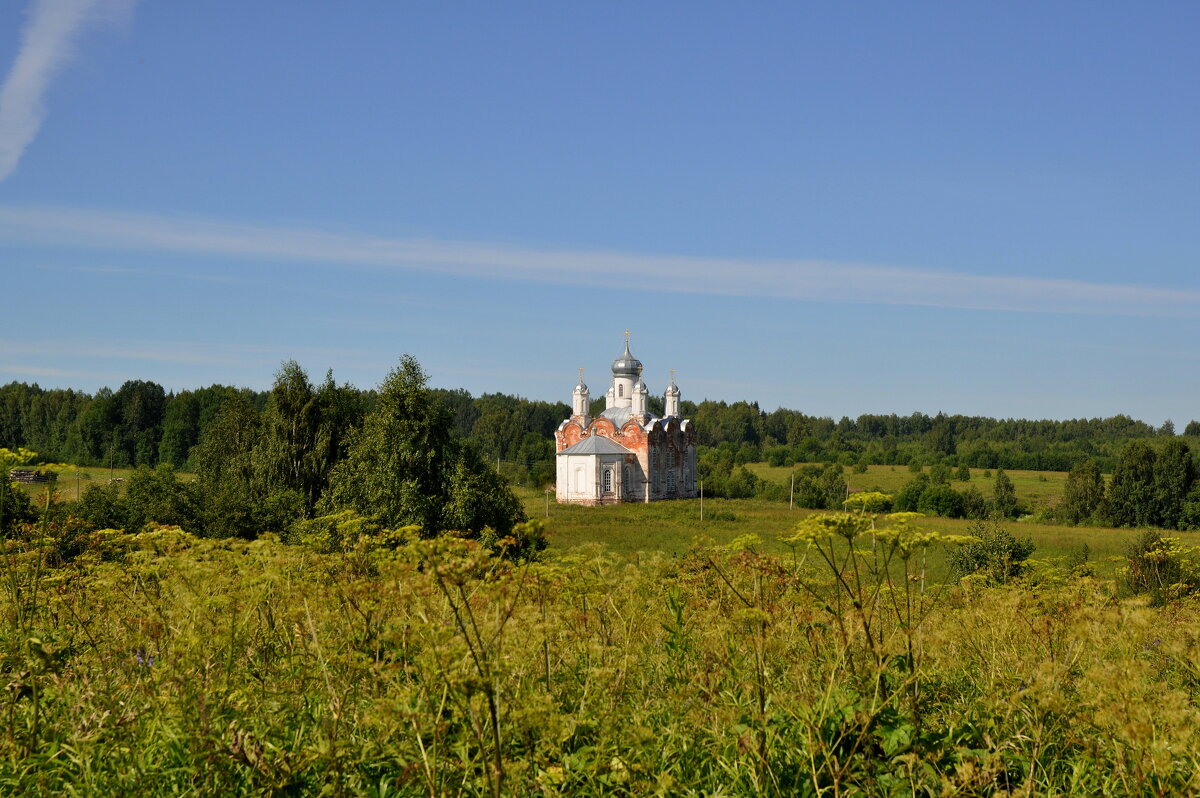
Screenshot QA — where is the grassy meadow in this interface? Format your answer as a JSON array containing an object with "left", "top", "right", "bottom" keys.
[
  {"left": 518, "top": 463, "right": 1140, "bottom": 580},
  {"left": 14, "top": 466, "right": 147, "bottom": 503},
  {"left": 746, "top": 463, "right": 1072, "bottom": 511}
]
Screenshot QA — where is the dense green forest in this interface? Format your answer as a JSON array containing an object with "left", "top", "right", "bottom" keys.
[
  {"left": 0, "top": 360, "right": 533, "bottom": 548},
  {"left": 8, "top": 369, "right": 1200, "bottom": 531},
  {"left": 2, "top": 376, "right": 1191, "bottom": 477}
]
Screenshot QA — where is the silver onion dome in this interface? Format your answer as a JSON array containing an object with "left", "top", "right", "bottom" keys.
[{"left": 611, "top": 341, "right": 642, "bottom": 377}]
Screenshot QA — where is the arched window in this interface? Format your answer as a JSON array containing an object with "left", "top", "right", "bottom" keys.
[
  {"left": 618, "top": 384, "right": 624, "bottom": 397},
  {"left": 603, "top": 468, "right": 613, "bottom": 493}
]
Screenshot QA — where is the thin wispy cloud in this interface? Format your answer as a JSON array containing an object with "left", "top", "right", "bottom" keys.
[
  {"left": 0, "top": 0, "right": 138, "bottom": 181},
  {"left": 1, "top": 204, "right": 1197, "bottom": 317}
]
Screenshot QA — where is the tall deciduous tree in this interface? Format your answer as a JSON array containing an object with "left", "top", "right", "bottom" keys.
[
  {"left": 991, "top": 469, "right": 1017, "bottom": 519},
  {"left": 322, "top": 355, "right": 525, "bottom": 536},
  {"left": 113, "top": 380, "right": 167, "bottom": 467},
  {"left": 1107, "top": 441, "right": 1158, "bottom": 528},
  {"left": 191, "top": 391, "right": 272, "bottom": 538},
  {"left": 253, "top": 362, "right": 363, "bottom": 516},
  {"left": 1153, "top": 439, "right": 1195, "bottom": 530},
  {"left": 1060, "top": 459, "right": 1105, "bottom": 524}
]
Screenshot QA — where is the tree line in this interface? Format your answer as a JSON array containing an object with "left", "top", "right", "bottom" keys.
[
  {"left": 690, "top": 402, "right": 1186, "bottom": 472},
  {"left": 0, "top": 377, "right": 570, "bottom": 487},
  {"left": 890, "top": 438, "right": 1200, "bottom": 530},
  {"left": 2, "top": 359, "right": 532, "bottom": 551},
  {"left": 4, "top": 379, "right": 1194, "bottom": 485}
]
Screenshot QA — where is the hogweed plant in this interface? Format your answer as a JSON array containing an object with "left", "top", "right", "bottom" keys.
[
  {"left": 781, "top": 509, "right": 976, "bottom": 722},
  {"left": 4, "top": 482, "right": 1200, "bottom": 794}
]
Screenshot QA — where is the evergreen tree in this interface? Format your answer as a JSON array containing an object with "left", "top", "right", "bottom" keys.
[
  {"left": 1060, "top": 459, "right": 1105, "bottom": 524},
  {"left": 113, "top": 380, "right": 167, "bottom": 467}
]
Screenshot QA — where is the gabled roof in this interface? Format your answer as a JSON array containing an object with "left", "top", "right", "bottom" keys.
[{"left": 557, "top": 435, "right": 633, "bottom": 457}]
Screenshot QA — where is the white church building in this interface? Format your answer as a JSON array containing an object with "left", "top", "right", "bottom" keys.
[{"left": 554, "top": 336, "right": 698, "bottom": 505}]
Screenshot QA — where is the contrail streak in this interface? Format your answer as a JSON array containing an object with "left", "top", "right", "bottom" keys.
[{"left": 0, "top": 0, "right": 138, "bottom": 181}]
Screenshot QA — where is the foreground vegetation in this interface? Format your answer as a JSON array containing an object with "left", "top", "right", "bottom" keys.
[
  {"left": 3, "top": 497, "right": 1200, "bottom": 795},
  {"left": 6, "top": 359, "right": 1200, "bottom": 794}
]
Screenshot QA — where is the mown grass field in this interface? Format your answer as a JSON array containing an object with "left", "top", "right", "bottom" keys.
[
  {"left": 13, "top": 466, "right": 139, "bottom": 503},
  {"left": 517, "top": 463, "right": 1143, "bottom": 579}
]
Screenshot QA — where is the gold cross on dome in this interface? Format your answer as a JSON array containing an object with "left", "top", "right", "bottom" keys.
[
  {"left": 624, "top": 329, "right": 630, "bottom": 346},
  {"left": 578, "top": 367, "right": 584, "bottom": 383}
]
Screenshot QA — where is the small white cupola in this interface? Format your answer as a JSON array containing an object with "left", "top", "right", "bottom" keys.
[
  {"left": 664, "top": 369, "right": 681, "bottom": 417},
  {"left": 631, "top": 368, "right": 649, "bottom": 416},
  {"left": 572, "top": 367, "right": 591, "bottom": 423}
]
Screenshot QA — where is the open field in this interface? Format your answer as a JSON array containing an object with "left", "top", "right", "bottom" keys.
[
  {"left": 8, "top": 463, "right": 1153, "bottom": 581},
  {"left": 516, "top": 484, "right": 1146, "bottom": 580},
  {"left": 746, "top": 462, "right": 1072, "bottom": 510},
  {"left": 12, "top": 466, "right": 141, "bottom": 502}
]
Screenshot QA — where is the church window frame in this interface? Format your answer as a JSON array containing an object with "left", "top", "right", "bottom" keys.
[{"left": 602, "top": 467, "right": 613, "bottom": 494}]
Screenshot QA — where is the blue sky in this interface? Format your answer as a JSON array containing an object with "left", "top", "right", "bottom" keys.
[{"left": 1, "top": 1, "right": 1199, "bottom": 425}]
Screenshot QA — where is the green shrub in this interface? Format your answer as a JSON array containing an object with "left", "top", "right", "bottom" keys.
[
  {"left": 893, "top": 474, "right": 930, "bottom": 512},
  {"left": 948, "top": 520, "right": 1035, "bottom": 583},
  {"left": 1120, "top": 530, "right": 1199, "bottom": 605},
  {"left": 917, "top": 483, "right": 966, "bottom": 518}
]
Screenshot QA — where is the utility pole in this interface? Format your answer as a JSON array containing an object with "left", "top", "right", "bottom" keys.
[{"left": 789, "top": 473, "right": 794, "bottom": 510}]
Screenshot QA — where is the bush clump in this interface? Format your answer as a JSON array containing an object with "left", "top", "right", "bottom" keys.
[
  {"left": 1120, "top": 530, "right": 1200, "bottom": 605},
  {"left": 948, "top": 520, "right": 1035, "bottom": 583}
]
